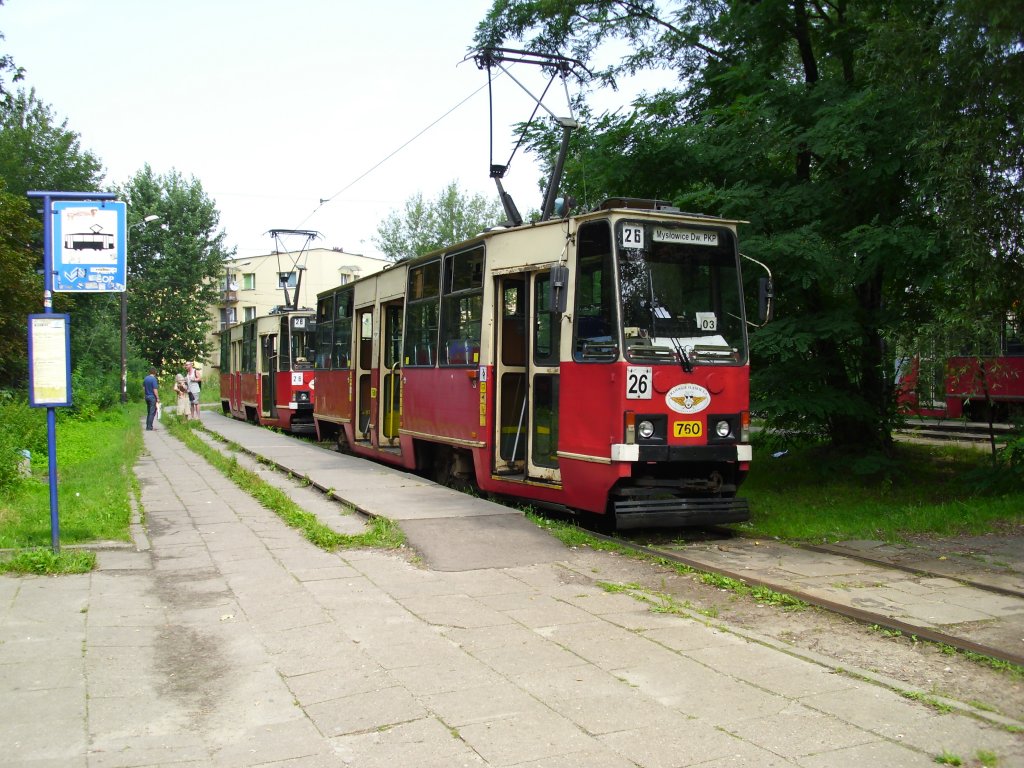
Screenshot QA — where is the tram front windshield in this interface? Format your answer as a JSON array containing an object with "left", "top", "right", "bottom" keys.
[
  {"left": 287, "top": 317, "right": 316, "bottom": 371},
  {"left": 617, "top": 222, "right": 747, "bottom": 366}
]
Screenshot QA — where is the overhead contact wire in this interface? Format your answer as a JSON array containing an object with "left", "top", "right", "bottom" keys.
[{"left": 302, "top": 77, "right": 498, "bottom": 226}]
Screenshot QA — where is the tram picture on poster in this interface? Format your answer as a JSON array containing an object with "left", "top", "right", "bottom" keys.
[
  {"left": 59, "top": 206, "right": 119, "bottom": 264},
  {"left": 51, "top": 200, "right": 127, "bottom": 292}
]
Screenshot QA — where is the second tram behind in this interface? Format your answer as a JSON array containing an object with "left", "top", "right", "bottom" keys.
[
  {"left": 220, "top": 310, "right": 318, "bottom": 433},
  {"left": 312, "top": 198, "right": 770, "bottom": 530}
]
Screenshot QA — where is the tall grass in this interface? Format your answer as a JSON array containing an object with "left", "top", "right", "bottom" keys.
[
  {"left": 0, "top": 404, "right": 142, "bottom": 548},
  {"left": 739, "top": 440, "right": 1024, "bottom": 541}
]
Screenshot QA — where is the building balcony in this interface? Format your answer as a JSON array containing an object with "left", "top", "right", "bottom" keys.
[{"left": 222, "top": 290, "right": 238, "bottom": 304}]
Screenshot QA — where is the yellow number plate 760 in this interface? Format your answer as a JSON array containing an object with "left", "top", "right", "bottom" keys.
[{"left": 673, "top": 421, "right": 703, "bottom": 438}]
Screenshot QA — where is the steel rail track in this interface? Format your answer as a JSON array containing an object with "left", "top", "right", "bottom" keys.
[
  {"left": 797, "top": 542, "right": 1024, "bottom": 600},
  {"left": 591, "top": 531, "right": 1024, "bottom": 668}
]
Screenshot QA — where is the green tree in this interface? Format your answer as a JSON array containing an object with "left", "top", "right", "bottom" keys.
[
  {"left": 0, "top": 87, "right": 106, "bottom": 394},
  {"left": 0, "top": 184, "right": 41, "bottom": 388},
  {"left": 0, "top": 88, "right": 103, "bottom": 196},
  {"left": 475, "top": 0, "right": 1024, "bottom": 451},
  {"left": 892, "top": 0, "right": 1024, "bottom": 428},
  {"left": 118, "top": 165, "right": 234, "bottom": 371},
  {"left": 374, "top": 181, "right": 505, "bottom": 261},
  {"left": 0, "top": 5, "right": 25, "bottom": 102}
]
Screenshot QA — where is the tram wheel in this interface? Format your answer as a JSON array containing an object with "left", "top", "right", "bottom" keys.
[{"left": 336, "top": 427, "right": 351, "bottom": 454}]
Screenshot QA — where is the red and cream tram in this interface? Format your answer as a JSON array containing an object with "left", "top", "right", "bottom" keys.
[
  {"left": 219, "top": 310, "right": 317, "bottom": 433},
  {"left": 313, "top": 198, "right": 769, "bottom": 529}
]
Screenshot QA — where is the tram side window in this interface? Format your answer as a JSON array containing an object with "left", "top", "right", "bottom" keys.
[
  {"left": 441, "top": 247, "right": 484, "bottom": 367},
  {"left": 242, "top": 322, "right": 257, "bottom": 372},
  {"left": 316, "top": 295, "right": 334, "bottom": 369},
  {"left": 574, "top": 221, "right": 618, "bottom": 362},
  {"left": 404, "top": 260, "right": 441, "bottom": 366},
  {"left": 333, "top": 289, "right": 353, "bottom": 369},
  {"left": 534, "top": 271, "right": 560, "bottom": 366},
  {"left": 219, "top": 331, "right": 230, "bottom": 371}
]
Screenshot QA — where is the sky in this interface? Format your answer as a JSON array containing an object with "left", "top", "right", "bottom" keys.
[{"left": 1, "top": 0, "right": 626, "bottom": 261}]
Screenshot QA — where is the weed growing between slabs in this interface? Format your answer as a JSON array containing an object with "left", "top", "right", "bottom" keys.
[
  {"left": 526, "top": 511, "right": 806, "bottom": 611},
  {"left": 165, "top": 417, "right": 404, "bottom": 551}
]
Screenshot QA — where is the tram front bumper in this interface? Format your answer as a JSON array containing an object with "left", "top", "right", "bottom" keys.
[{"left": 612, "top": 496, "right": 750, "bottom": 530}]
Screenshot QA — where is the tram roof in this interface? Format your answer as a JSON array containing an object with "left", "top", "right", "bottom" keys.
[{"left": 315, "top": 198, "right": 746, "bottom": 300}]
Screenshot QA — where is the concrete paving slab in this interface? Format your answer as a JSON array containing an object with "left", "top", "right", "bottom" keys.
[
  {"left": 329, "top": 717, "right": 487, "bottom": 768},
  {"left": 457, "top": 709, "right": 600, "bottom": 765},
  {"left": 399, "top": 514, "right": 570, "bottom": 571},
  {"left": 5, "top": 415, "right": 1023, "bottom": 767},
  {"left": 725, "top": 705, "right": 879, "bottom": 759},
  {"left": 95, "top": 550, "right": 152, "bottom": 570},
  {"left": 304, "top": 685, "right": 429, "bottom": 736},
  {"left": 797, "top": 740, "right": 938, "bottom": 767},
  {"left": 598, "top": 720, "right": 763, "bottom": 768},
  {"left": 421, "top": 682, "right": 546, "bottom": 727},
  {"left": 8, "top": 719, "right": 88, "bottom": 761}
]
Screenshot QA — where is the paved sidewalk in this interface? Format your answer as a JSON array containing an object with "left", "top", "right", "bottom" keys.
[{"left": 1, "top": 420, "right": 1023, "bottom": 766}]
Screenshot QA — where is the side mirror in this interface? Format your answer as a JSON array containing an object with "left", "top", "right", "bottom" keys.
[
  {"left": 758, "top": 277, "right": 774, "bottom": 324},
  {"left": 550, "top": 265, "right": 569, "bottom": 314}
]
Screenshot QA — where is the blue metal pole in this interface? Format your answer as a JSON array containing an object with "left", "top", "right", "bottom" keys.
[
  {"left": 28, "top": 190, "right": 116, "bottom": 554},
  {"left": 41, "top": 194, "right": 60, "bottom": 552}
]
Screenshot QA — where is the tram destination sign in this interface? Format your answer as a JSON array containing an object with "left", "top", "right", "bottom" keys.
[
  {"left": 653, "top": 227, "right": 719, "bottom": 247},
  {"left": 51, "top": 200, "right": 128, "bottom": 292}
]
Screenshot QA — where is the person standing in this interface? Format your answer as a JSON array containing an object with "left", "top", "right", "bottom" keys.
[
  {"left": 174, "top": 373, "right": 189, "bottom": 417},
  {"left": 143, "top": 367, "right": 160, "bottom": 431},
  {"left": 185, "top": 361, "right": 202, "bottom": 420}
]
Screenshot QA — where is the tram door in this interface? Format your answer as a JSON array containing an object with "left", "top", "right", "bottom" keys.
[
  {"left": 354, "top": 308, "right": 373, "bottom": 442},
  {"left": 378, "top": 301, "right": 404, "bottom": 451},
  {"left": 260, "top": 331, "right": 277, "bottom": 418},
  {"left": 493, "top": 271, "right": 561, "bottom": 482}
]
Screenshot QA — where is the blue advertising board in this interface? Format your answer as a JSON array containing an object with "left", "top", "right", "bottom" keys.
[{"left": 51, "top": 200, "right": 127, "bottom": 292}]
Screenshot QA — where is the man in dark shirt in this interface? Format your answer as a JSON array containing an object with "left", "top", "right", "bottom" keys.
[{"left": 143, "top": 368, "right": 160, "bottom": 431}]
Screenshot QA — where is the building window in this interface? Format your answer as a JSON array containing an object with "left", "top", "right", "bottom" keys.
[
  {"left": 243, "top": 306, "right": 256, "bottom": 321},
  {"left": 220, "top": 307, "right": 237, "bottom": 328},
  {"left": 224, "top": 272, "right": 238, "bottom": 291},
  {"left": 242, "top": 273, "right": 255, "bottom": 290},
  {"left": 278, "top": 271, "right": 297, "bottom": 288}
]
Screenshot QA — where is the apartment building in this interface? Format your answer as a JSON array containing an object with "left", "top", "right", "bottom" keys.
[{"left": 206, "top": 247, "right": 388, "bottom": 370}]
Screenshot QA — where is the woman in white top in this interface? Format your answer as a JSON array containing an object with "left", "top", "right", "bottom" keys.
[{"left": 185, "top": 361, "right": 202, "bottom": 419}]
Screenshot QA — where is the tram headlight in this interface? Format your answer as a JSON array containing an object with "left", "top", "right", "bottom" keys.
[
  {"left": 638, "top": 420, "right": 656, "bottom": 440},
  {"left": 715, "top": 419, "right": 732, "bottom": 438}
]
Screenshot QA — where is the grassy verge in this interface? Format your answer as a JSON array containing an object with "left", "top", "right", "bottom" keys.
[
  {"left": 738, "top": 441, "right": 1024, "bottom": 541},
  {"left": 0, "top": 406, "right": 141, "bottom": 549},
  {"left": 0, "top": 404, "right": 143, "bottom": 575},
  {"left": 164, "top": 415, "right": 405, "bottom": 551},
  {"left": 0, "top": 548, "right": 96, "bottom": 574}
]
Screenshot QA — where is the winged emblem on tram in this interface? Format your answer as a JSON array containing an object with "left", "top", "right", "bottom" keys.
[
  {"left": 665, "top": 384, "right": 713, "bottom": 414},
  {"left": 670, "top": 394, "right": 707, "bottom": 410}
]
